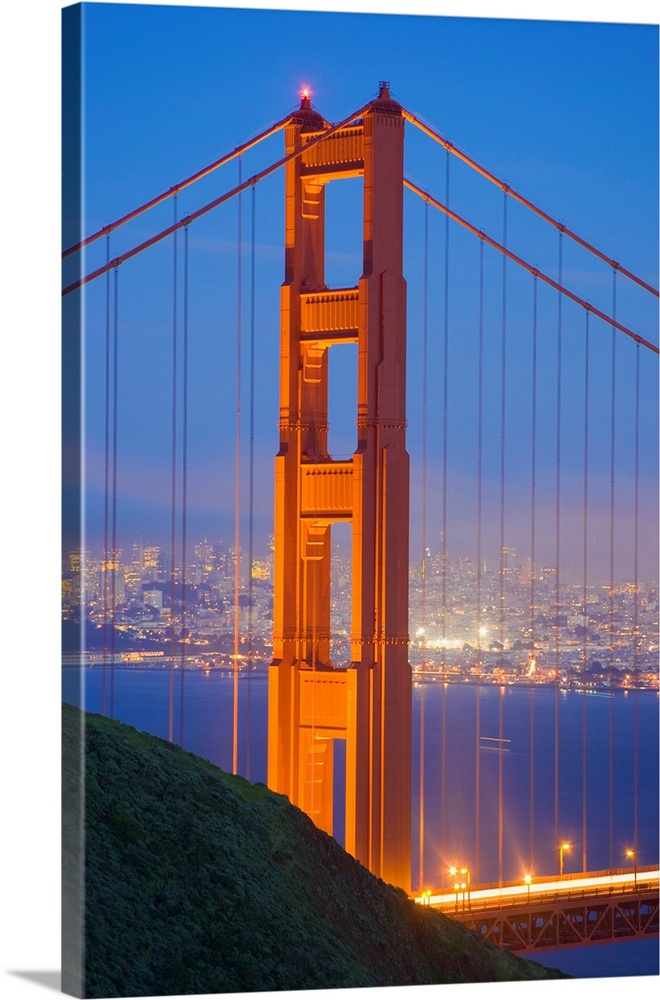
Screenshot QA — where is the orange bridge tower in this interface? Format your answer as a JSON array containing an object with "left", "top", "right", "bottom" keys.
[{"left": 268, "top": 84, "right": 411, "bottom": 891}]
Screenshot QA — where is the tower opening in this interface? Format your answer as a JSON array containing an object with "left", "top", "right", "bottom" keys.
[
  {"left": 328, "top": 342, "right": 357, "bottom": 459},
  {"left": 324, "top": 177, "right": 363, "bottom": 289},
  {"left": 331, "top": 521, "right": 352, "bottom": 667}
]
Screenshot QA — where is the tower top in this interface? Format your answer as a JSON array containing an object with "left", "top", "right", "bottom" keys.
[
  {"left": 292, "top": 88, "right": 326, "bottom": 131},
  {"left": 371, "top": 80, "right": 402, "bottom": 115}
]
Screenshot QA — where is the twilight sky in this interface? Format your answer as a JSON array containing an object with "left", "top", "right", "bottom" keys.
[{"left": 62, "top": 1, "right": 658, "bottom": 584}]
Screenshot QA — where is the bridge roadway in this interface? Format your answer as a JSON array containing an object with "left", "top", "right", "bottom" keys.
[{"left": 414, "top": 866, "right": 659, "bottom": 954}]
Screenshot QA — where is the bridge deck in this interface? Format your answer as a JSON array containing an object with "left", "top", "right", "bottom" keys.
[{"left": 415, "top": 868, "right": 659, "bottom": 954}]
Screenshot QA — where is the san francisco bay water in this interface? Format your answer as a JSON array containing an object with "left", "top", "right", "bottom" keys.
[{"left": 63, "top": 667, "right": 659, "bottom": 980}]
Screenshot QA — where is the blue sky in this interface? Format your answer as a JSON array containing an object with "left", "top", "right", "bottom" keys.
[{"left": 62, "top": 0, "right": 659, "bottom": 583}]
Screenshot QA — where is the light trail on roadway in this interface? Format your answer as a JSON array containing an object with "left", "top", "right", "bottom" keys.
[{"left": 414, "top": 868, "right": 660, "bottom": 910}]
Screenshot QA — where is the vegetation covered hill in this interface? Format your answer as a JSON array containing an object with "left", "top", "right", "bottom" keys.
[{"left": 62, "top": 702, "right": 568, "bottom": 997}]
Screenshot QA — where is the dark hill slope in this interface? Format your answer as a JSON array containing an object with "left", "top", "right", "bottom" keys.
[{"left": 63, "top": 702, "right": 568, "bottom": 997}]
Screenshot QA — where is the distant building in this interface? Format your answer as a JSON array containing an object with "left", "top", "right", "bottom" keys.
[{"left": 143, "top": 588, "right": 163, "bottom": 609}]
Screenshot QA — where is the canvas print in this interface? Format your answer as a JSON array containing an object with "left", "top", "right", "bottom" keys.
[{"left": 61, "top": 2, "right": 659, "bottom": 997}]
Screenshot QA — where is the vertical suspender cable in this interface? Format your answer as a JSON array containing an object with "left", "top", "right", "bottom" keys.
[
  {"left": 582, "top": 310, "right": 590, "bottom": 875},
  {"left": 179, "top": 224, "right": 189, "bottom": 748},
  {"left": 608, "top": 272, "right": 617, "bottom": 869},
  {"left": 529, "top": 275, "right": 538, "bottom": 869},
  {"left": 168, "top": 196, "right": 179, "bottom": 744},
  {"left": 109, "top": 266, "right": 119, "bottom": 720},
  {"left": 475, "top": 238, "right": 484, "bottom": 877},
  {"left": 498, "top": 192, "right": 508, "bottom": 885},
  {"left": 419, "top": 196, "right": 429, "bottom": 889},
  {"left": 554, "top": 233, "right": 563, "bottom": 855},
  {"left": 633, "top": 344, "right": 640, "bottom": 854},
  {"left": 233, "top": 157, "right": 243, "bottom": 775},
  {"left": 247, "top": 181, "right": 257, "bottom": 782},
  {"left": 441, "top": 151, "right": 450, "bottom": 661},
  {"left": 102, "top": 235, "right": 111, "bottom": 716},
  {"left": 440, "top": 148, "right": 450, "bottom": 868}
]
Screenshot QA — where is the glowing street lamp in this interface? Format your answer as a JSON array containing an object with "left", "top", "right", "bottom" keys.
[
  {"left": 559, "top": 842, "right": 571, "bottom": 877},
  {"left": 449, "top": 866, "right": 471, "bottom": 910},
  {"left": 524, "top": 873, "right": 532, "bottom": 902},
  {"left": 460, "top": 880, "right": 467, "bottom": 910},
  {"left": 460, "top": 866, "right": 471, "bottom": 909},
  {"left": 626, "top": 849, "right": 638, "bottom": 887},
  {"left": 449, "top": 868, "right": 461, "bottom": 912}
]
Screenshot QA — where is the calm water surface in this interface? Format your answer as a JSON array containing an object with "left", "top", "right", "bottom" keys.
[{"left": 63, "top": 667, "right": 659, "bottom": 980}]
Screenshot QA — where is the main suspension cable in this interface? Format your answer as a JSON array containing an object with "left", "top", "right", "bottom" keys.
[
  {"left": 402, "top": 107, "right": 659, "bottom": 298},
  {"left": 63, "top": 103, "right": 372, "bottom": 296},
  {"left": 62, "top": 110, "right": 297, "bottom": 259},
  {"left": 404, "top": 180, "right": 658, "bottom": 354}
]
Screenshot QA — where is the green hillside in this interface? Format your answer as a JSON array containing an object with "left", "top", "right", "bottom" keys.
[{"left": 62, "top": 702, "right": 568, "bottom": 997}]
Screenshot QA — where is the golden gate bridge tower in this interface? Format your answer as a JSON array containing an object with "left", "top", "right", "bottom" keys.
[{"left": 268, "top": 83, "right": 412, "bottom": 891}]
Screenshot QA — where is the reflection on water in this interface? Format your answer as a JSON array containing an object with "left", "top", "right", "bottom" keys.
[
  {"left": 63, "top": 666, "right": 659, "bottom": 977},
  {"left": 64, "top": 667, "right": 658, "bottom": 886}
]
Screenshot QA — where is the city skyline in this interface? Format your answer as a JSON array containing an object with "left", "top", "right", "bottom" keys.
[{"left": 62, "top": 530, "right": 659, "bottom": 695}]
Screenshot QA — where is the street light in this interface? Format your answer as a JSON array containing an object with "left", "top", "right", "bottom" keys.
[
  {"left": 626, "top": 849, "right": 638, "bottom": 888},
  {"left": 460, "top": 866, "right": 471, "bottom": 909},
  {"left": 524, "top": 873, "right": 532, "bottom": 902},
  {"left": 449, "top": 867, "right": 458, "bottom": 911},
  {"left": 559, "top": 842, "right": 571, "bottom": 877},
  {"left": 460, "top": 880, "right": 467, "bottom": 910},
  {"left": 449, "top": 865, "right": 471, "bottom": 910}
]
